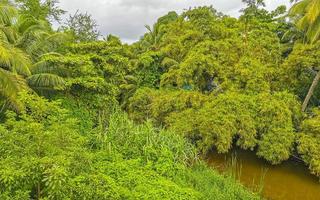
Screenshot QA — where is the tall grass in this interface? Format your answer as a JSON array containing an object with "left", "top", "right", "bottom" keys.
[
  {"left": 221, "top": 152, "right": 267, "bottom": 197},
  {"left": 252, "top": 168, "right": 268, "bottom": 195},
  {"left": 97, "top": 111, "right": 262, "bottom": 199},
  {"left": 226, "top": 152, "right": 243, "bottom": 180}
]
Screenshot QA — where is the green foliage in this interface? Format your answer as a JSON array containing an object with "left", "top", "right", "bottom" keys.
[
  {"left": 166, "top": 92, "right": 258, "bottom": 153},
  {"left": 128, "top": 4, "right": 320, "bottom": 179},
  {"left": 297, "top": 108, "right": 320, "bottom": 176},
  {"left": 0, "top": 1, "right": 70, "bottom": 111},
  {"left": 289, "top": 0, "right": 320, "bottom": 44},
  {"left": 43, "top": 40, "right": 134, "bottom": 126},
  {"left": 2, "top": 1, "right": 320, "bottom": 198},
  {"left": 128, "top": 88, "right": 208, "bottom": 124},
  {"left": 0, "top": 92, "right": 83, "bottom": 199},
  {"left": 15, "top": 0, "right": 66, "bottom": 22},
  {"left": 129, "top": 89, "right": 300, "bottom": 164},
  {"left": 0, "top": 93, "right": 260, "bottom": 199},
  {"left": 278, "top": 42, "right": 320, "bottom": 102},
  {"left": 63, "top": 10, "right": 100, "bottom": 42},
  {"left": 141, "top": 11, "right": 178, "bottom": 51},
  {"left": 132, "top": 5, "right": 285, "bottom": 95}
]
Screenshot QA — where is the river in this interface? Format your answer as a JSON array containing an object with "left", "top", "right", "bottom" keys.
[{"left": 207, "top": 149, "right": 320, "bottom": 200}]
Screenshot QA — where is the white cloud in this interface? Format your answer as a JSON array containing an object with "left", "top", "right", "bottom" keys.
[{"left": 58, "top": 0, "right": 291, "bottom": 43}]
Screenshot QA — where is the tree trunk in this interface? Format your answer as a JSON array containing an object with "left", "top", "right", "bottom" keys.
[
  {"left": 301, "top": 70, "right": 320, "bottom": 112},
  {"left": 37, "top": 182, "right": 41, "bottom": 200}
]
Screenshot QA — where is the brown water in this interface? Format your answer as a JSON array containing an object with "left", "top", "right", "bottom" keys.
[{"left": 207, "top": 149, "right": 320, "bottom": 200}]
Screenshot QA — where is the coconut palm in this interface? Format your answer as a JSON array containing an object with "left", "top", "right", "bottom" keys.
[
  {"left": 289, "top": 0, "right": 320, "bottom": 111},
  {"left": 0, "top": 2, "right": 31, "bottom": 110},
  {"left": 141, "top": 24, "right": 164, "bottom": 51},
  {"left": 0, "top": 1, "right": 67, "bottom": 111},
  {"left": 15, "top": 14, "right": 68, "bottom": 91}
]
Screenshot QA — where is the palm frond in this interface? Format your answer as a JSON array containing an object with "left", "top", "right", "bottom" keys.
[
  {"left": 162, "top": 57, "right": 179, "bottom": 68},
  {"left": 27, "top": 73, "right": 65, "bottom": 90},
  {"left": 29, "top": 60, "right": 52, "bottom": 74},
  {"left": 145, "top": 25, "right": 152, "bottom": 33},
  {"left": 307, "top": 16, "right": 320, "bottom": 42},
  {"left": 0, "top": 25, "right": 17, "bottom": 43},
  {"left": 306, "top": 0, "right": 320, "bottom": 23},
  {"left": 0, "top": 3, "right": 17, "bottom": 26},
  {"left": 9, "top": 46, "right": 31, "bottom": 76},
  {"left": 289, "top": 0, "right": 309, "bottom": 16},
  {"left": 30, "top": 60, "right": 68, "bottom": 76},
  {"left": 0, "top": 41, "right": 31, "bottom": 76},
  {"left": 297, "top": 14, "right": 311, "bottom": 30},
  {"left": 0, "top": 68, "right": 27, "bottom": 111},
  {"left": 289, "top": 0, "right": 320, "bottom": 44},
  {"left": 15, "top": 14, "right": 39, "bottom": 34}
]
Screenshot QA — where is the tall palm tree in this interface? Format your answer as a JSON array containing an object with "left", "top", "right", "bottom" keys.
[{"left": 289, "top": 0, "right": 320, "bottom": 111}]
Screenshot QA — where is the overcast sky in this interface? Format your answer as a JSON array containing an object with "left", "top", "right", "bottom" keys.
[{"left": 57, "top": 0, "right": 291, "bottom": 43}]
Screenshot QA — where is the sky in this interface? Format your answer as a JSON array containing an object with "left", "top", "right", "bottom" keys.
[{"left": 57, "top": 0, "right": 291, "bottom": 43}]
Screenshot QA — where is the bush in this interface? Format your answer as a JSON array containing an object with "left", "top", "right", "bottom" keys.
[
  {"left": 297, "top": 109, "right": 320, "bottom": 176},
  {"left": 129, "top": 89, "right": 301, "bottom": 164}
]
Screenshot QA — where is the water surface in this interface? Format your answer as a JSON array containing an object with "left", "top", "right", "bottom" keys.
[{"left": 207, "top": 149, "right": 320, "bottom": 200}]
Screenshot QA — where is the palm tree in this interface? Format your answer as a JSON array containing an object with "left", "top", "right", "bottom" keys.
[
  {"left": 0, "top": 2, "right": 31, "bottom": 110},
  {"left": 27, "top": 53, "right": 66, "bottom": 91},
  {"left": 15, "top": 14, "right": 68, "bottom": 92},
  {"left": 141, "top": 24, "right": 164, "bottom": 51},
  {"left": 289, "top": 0, "right": 320, "bottom": 111},
  {"left": 290, "top": 0, "right": 320, "bottom": 43},
  {"left": 0, "top": 2, "right": 67, "bottom": 111}
]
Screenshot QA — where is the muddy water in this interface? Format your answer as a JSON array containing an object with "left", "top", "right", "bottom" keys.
[{"left": 207, "top": 149, "right": 320, "bottom": 200}]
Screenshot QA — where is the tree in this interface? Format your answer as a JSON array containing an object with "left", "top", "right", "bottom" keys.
[
  {"left": 0, "top": 1, "right": 67, "bottom": 111},
  {"left": 298, "top": 108, "right": 320, "bottom": 176},
  {"left": 289, "top": 0, "right": 320, "bottom": 111},
  {"left": 14, "top": 0, "right": 66, "bottom": 23},
  {"left": 64, "top": 10, "right": 100, "bottom": 42},
  {"left": 141, "top": 11, "right": 178, "bottom": 51},
  {"left": 0, "top": 2, "right": 31, "bottom": 110},
  {"left": 290, "top": 0, "right": 320, "bottom": 43}
]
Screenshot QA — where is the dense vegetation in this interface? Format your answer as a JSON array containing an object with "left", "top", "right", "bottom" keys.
[
  {"left": 127, "top": 1, "right": 320, "bottom": 176},
  {"left": 0, "top": 93, "right": 261, "bottom": 199},
  {"left": 0, "top": 0, "right": 319, "bottom": 199}
]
